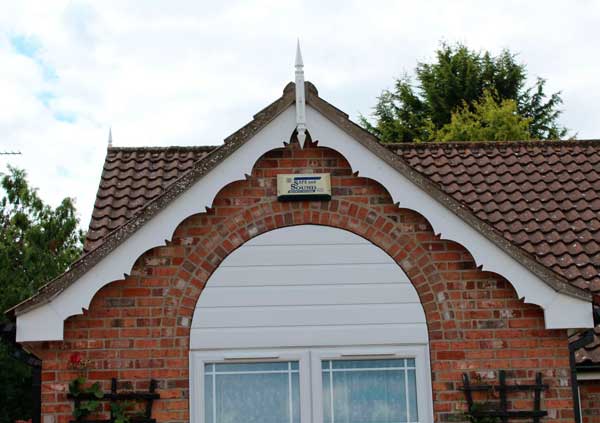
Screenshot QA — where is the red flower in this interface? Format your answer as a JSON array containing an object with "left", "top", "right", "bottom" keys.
[{"left": 69, "top": 352, "right": 83, "bottom": 366}]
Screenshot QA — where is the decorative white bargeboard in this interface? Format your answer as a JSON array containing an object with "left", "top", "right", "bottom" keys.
[{"left": 16, "top": 101, "right": 593, "bottom": 342}]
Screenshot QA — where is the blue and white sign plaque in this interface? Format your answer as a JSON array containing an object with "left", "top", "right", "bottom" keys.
[{"left": 277, "top": 173, "right": 332, "bottom": 201}]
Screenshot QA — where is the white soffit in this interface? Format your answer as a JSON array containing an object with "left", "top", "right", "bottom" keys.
[{"left": 16, "top": 104, "right": 592, "bottom": 342}]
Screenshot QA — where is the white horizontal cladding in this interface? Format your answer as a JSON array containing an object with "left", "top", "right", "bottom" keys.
[
  {"left": 191, "top": 225, "right": 429, "bottom": 350},
  {"left": 246, "top": 226, "right": 369, "bottom": 245},
  {"left": 216, "top": 244, "right": 391, "bottom": 267},
  {"left": 190, "top": 324, "right": 429, "bottom": 350},
  {"left": 15, "top": 106, "right": 298, "bottom": 343},
  {"left": 304, "top": 106, "right": 593, "bottom": 330},
  {"left": 195, "top": 284, "right": 419, "bottom": 308},
  {"left": 194, "top": 303, "right": 426, "bottom": 328},
  {"left": 209, "top": 263, "right": 409, "bottom": 286}
]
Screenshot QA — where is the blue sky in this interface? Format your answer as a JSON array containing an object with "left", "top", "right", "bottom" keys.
[
  {"left": 1, "top": 0, "right": 599, "bottom": 227},
  {"left": 10, "top": 33, "right": 73, "bottom": 123}
]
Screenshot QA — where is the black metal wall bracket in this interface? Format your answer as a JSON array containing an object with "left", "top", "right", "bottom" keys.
[{"left": 461, "top": 370, "right": 549, "bottom": 422}]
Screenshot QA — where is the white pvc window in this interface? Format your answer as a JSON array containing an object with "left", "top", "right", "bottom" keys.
[
  {"left": 321, "top": 358, "right": 418, "bottom": 423},
  {"left": 191, "top": 347, "right": 432, "bottom": 423},
  {"left": 204, "top": 361, "right": 300, "bottom": 423}
]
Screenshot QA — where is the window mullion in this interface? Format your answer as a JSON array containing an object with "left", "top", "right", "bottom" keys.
[
  {"left": 211, "top": 364, "right": 216, "bottom": 423},
  {"left": 405, "top": 361, "right": 410, "bottom": 422},
  {"left": 288, "top": 361, "right": 293, "bottom": 423}
]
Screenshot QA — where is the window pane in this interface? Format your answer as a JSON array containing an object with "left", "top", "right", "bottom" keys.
[
  {"left": 322, "top": 358, "right": 418, "bottom": 423},
  {"left": 292, "top": 372, "right": 300, "bottom": 421},
  {"left": 204, "top": 361, "right": 300, "bottom": 423},
  {"left": 407, "top": 369, "right": 419, "bottom": 422},
  {"left": 323, "top": 365, "right": 332, "bottom": 422},
  {"left": 204, "top": 374, "right": 213, "bottom": 423}
]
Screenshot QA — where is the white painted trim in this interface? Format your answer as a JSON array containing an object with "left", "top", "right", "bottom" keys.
[
  {"left": 577, "top": 371, "right": 600, "bottom": 381},
  {"left": 16, "top": 106, "right": 296, "bottom": 342},
  {"left": 16, "top": 101, "right": 593, "bottom": 341},
  {"left": 310, "top": 346, "right": 433, "bottom": 423},
  {"left": 190, "top": 349, "right": 312, "bottom": 423},
  {"left": 295, "top": 41, "right": 306, "bottom": 147},
  {"left": 190, "top": 346, "right": 433, "bottom": 423}
]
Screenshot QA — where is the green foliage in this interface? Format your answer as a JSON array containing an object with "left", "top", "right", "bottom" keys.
[
  {"left": 0, "top": 343, "right": 33, "bottom": 423},
  {"left": 0, "top": 166, "right": 84, "bottom": 423},
  {"left": 361, "top": 42, "right": 567, "bottom": 142},
  {"left": 0, "top": 166, "right": 84, "bottom": 316},
  {"left": 111, "top": 401, "right": 134, "bottom": 423},
  {"left": 466, "top": 402, "right": 501, "bottom": 423},
  {"left": 435, "top": 90, "right": 531, "bottom": 142},
  {"left": 69, "top": 377, "right": 104, "bottom": 419},
  {"left": 519, "top": 77, "right": 567, "bottom": 139},
  {"left": 69, "top": 376, "right": 136, "bottom": 422}
]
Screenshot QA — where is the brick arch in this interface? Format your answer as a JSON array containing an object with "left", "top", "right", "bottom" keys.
[
  {"left": 160, "top": 141, "right": 548, "bottom": 343},
  {"left": 170, "top": 198, "right": 451, "bottom": 342},
  {"left": 34, "top": 144, "right": 576, "bottom": 423}
]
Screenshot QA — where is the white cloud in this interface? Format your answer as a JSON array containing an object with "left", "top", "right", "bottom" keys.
[{"left": 0, "top": 0, "right": 599, "bottom": 227}]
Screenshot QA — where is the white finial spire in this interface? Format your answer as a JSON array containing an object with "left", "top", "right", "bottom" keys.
[
  {"left": 295, "top": 39, "right": 303, "bottom": 67},
  {"left": 108, "top": 128, "right": 113, "bottom": 147},
  {"left": 295, "top": 39, "right": 307, "bottom": 147}
]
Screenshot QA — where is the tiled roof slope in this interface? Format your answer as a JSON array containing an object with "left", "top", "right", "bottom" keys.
[
  {"left": 574, "top": 325, "right": 600, "bottom": 366},
  {"left": 86, "top": 140, "right": 600, "bottom": 293},
  {"left": 391, "top": 140, "right": 600, "bottom": 293},
  {"left": 84, "top": 146, "right": 216, "bottom": 252}
]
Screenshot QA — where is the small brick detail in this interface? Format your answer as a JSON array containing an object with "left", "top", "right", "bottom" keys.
[
  {"left": 579, "top": 381, "right": 600, "bottom": 423},
  {"left": 26, "top": 144, "right": 575, "bottom": 423}
]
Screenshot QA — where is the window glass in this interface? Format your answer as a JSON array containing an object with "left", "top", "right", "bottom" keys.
[
  {"left": 204, "top": 361, "right": 300, "bottom": 423},
  {"left": 322, "top": 358, "right": 419, "bottom": 423}
]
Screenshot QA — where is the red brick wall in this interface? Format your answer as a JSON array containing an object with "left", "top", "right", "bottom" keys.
[
  {"left": 580, "top": 380, "right": 600, "bottom": 422},
  {"left": 25, "top": 143, "right": 575, "bottom": 422}
]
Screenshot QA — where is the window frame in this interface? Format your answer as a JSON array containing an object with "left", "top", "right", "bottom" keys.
[
  {"left": 310, "top": 346, "right": 433, "bottom": 423},
  {"left": 190, "top": 349, "right": 312, "bottom": 423},
  {"left": 190, "top": 346, "right": 433, "bottom": 423}
]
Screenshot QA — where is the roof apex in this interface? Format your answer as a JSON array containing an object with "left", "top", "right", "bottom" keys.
[{"left": 9, "top": 82, "right": 593, "bottom": 328}]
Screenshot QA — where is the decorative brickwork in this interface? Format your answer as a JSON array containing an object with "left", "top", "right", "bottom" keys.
[{"left": 25, "top": 143, "right": 574, "bottom": 423}]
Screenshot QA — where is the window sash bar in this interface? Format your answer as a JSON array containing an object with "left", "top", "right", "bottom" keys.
[
  {"left": 211, "top": 364, "right": 216, "bottom": 423},
  {"left": 321, "top": 366, "right": 415, "bottom": 372},
  {"left": 205, "top": 369, "right": 299, "bottom": 376},
  {"left": 405, "top": 366, "right": 410, "bottom": 422},
  {"left": 329, "top": 360, "right": 335, "bottom": 423}
]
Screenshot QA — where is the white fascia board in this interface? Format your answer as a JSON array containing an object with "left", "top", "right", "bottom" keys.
[
  {"left": 16, "top": 301, "right": 64, "bottom": 342},
  {"left": 16, "top": 104, "right": 592, "bottom": 342},
  {"left": 577, "top": 371, "right": 600, "bottom": 380},
  {"left": 16, "top": 107, "right": 297, "bottom": 342}
]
